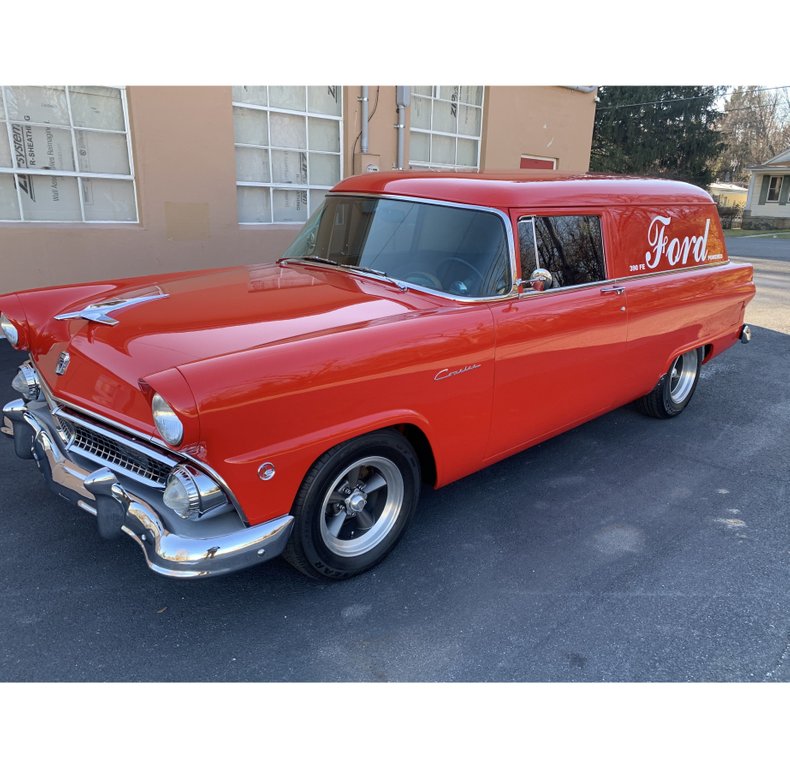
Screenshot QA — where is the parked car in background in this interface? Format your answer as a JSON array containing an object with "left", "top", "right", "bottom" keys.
[{"left": 0, "top": 173, "right": 755, "bottom": 580}]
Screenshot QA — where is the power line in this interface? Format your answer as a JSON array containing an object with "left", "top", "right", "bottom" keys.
[{"left": 596, "top": 85, "right": 789, "bottom": 112}]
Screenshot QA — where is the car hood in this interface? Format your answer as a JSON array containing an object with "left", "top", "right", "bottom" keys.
[{"left": 26, "top": 262, "right": 443, "bottom": 434}]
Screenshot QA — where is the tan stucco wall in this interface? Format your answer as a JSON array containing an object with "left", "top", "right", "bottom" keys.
[
  {"left": 340, "top": 85, "right": 597, "bottom": 174},
  {"left": 1, "top": 86, "right": 301, "bottom": 293},
  {"left": 1, "top": 85, "right": 597, "bottom": 293},
  {"left": 343, "top": 86, "right": 402, "bottom": 175},
  {"left": 480, "top": 86, "right": 597, "bottom": 172}
]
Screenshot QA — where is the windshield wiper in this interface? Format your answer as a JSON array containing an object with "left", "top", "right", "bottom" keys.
[
  {"left": 343, "top": 264, "right": 408, "bottom": 291},
  {"left": 279, "top": 256, "right": 408, "bottom": 291},
  {"left": 278, "top": 255, "right": 340, "bottom": 267}
]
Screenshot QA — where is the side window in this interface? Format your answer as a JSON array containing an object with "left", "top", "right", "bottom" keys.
[
  {"left": 518, "top": 217, "right": 539, "bottom": 278},
  {"left": 518, "top": 215, "right": 606, "bottom": 289}
]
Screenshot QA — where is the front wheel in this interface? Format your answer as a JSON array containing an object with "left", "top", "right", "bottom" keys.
[
  {"left": 283, "top": 429, "right": 421, "bottom": 580},
  {"left": 637, "top": 348, "right": 702, "bottom": 419}
]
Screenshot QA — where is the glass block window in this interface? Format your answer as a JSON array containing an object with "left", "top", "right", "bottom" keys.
[
  {"left": 0, "top": 86, "right": 137, "bottom": 223},
  {"left": 409, "top": 86, "right": 484, "bottom": 171},
  {"left": 233, "top": 86, "right": 342, "bottom": 224}
]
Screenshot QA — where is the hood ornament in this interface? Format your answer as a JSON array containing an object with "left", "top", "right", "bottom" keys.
[
  {"left": 55, "top": 351, "right": 70, "bottom": 376},
  {"left": 55, "top": 293, "right": 169, "bottom": 327}
]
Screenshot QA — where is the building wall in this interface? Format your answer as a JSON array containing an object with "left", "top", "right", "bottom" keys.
[
  {"left": 709, "top": 186, "right": 748, "bottom": 208},
  {"left": 481, "top": 87, "right": 597, "bottom": 171},
  {"left": 1, "top": 86, "right": 299, "bottom": 293},
  {"left": 1, "top": 85, "right": 597, "bottom": 293},
  {"left": 744, "top": 171, "right": 790, "bottom": 219},
  {"left": 343, "top": 86, "right": 401, "bottom": 176}
]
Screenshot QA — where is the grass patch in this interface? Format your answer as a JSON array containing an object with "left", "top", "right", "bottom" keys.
[{"left": 724, "top": 229, "right": 790, "bottom": 239}]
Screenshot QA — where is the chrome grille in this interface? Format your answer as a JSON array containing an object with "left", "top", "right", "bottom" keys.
[{"left": 59, "top": 418, "right": 172, "bottom": 487}]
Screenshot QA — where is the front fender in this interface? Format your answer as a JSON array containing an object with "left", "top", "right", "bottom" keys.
[{"left": 178, "top": 306, "right": 497, "bottom": 526}]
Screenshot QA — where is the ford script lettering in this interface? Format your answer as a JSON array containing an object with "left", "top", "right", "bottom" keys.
[{"left": 645, "top": 214, "right": 711, "bottom": 269}]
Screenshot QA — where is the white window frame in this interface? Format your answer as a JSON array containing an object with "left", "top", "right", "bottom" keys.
[
  {"left": 0, "top": 86, "right": 137, "bottom": 224},
  {"left": 520, "top": 154, "right": 558, "bottom": 170},
  {"left": 766, "top": 175, "right": 783, "bottom": 203},
  {"left": 409, "top": 86, "right": 485, "bottom": 171},
  {"left": 233, "top": 86, "right": 343, "bottom": 225}
]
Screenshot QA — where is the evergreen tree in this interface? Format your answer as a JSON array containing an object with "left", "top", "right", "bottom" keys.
[{"left": 590, "top": 86, "right": 726, "bottom": 188}]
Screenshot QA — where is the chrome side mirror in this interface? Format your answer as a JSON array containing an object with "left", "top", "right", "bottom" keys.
[{"left": 528, "top": 268, "right": 552, "bottom": 292}]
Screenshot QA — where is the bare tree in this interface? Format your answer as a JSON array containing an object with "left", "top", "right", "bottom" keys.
[{"left": 715, "top": 86, "right": 790, "bottom": 184}]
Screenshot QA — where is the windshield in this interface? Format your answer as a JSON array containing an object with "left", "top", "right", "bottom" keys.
[{"left": 282, "top": 195, "right": 512, "bottom": 298}]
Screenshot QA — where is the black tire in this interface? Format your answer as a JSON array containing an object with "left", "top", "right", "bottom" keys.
[
  {"left": 283, "top": 429, "right": 421, "bottom": 580},
  {"left": 637, "top": 348, "right": 702, "bottom": 419}
]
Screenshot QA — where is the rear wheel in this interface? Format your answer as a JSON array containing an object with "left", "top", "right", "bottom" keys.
[
  {"left": 637, "top": 348, "right": 702, "bottom": 419},
  {"left": 283, "top": 429, "right": 421, "bottom": 580}
]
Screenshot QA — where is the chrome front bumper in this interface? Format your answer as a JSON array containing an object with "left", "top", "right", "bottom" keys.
[{"left": 2, "top": 397, "right": 294, "bottom": 578}]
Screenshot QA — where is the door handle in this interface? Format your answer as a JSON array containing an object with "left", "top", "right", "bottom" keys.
[{"left": 600, "top": 285, "right": 625, "bottom": 295}]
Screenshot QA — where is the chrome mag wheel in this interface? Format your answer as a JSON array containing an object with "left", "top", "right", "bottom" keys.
[
  {"left": 668, "top": 350, "right": 699, "bottom": 405},
  {"left": 319, "top": 456, "right": 405, "bottom": 557},
  {"left": 284, "top": 428, "right": 421, "bottom": 579}
]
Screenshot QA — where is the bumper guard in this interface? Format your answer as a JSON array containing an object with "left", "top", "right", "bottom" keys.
[{"left": 3, "top": 397, "right": 294, "bottom": 578}]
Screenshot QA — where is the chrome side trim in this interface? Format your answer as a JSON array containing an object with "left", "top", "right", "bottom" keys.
[
  {"left": 516, "top": 276, "right": 618, "bottom": 300},
  {"left": 614, "top": 260, "right": 731, "bottom": 283},
  {"left": 322, "top": 192, "right": 520, "bottom": 304},
  {"left": 512, "top": 260, "right": 736, "bottom": 301}
]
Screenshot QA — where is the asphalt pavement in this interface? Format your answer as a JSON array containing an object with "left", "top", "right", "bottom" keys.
[
  {"left": 0, "top": 245, "right": 788, "bottom": 681},
  {"left": 725, "top": 233, "right": 789, "bottom": 260},
  {"left": 727, "top": 233, "right": 790, "bottom": 334}
]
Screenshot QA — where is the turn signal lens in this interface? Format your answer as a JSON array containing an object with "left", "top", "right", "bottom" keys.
[
  {"left": 151, "top": 393, "right": 184, "bottom": 446},
  {"left": 162, "top": 469, "right": 197, "bottom": 518},
  {"left": 0, "top": 313, "right": 19, "bottom": 347},
  {"left": 162, "top": 464, "right": 228, "bottom": 520},
  {"left": 11, "top": 363, "right": 41, "bottom": 400}
]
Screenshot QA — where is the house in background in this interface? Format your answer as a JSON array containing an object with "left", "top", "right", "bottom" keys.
[
  {"left": 742, "top": 148, "right": 790, "bottom": 229},
  {"left": 0, "top": 85, "right": 598, "bottom": 292},
  {"left": 708, "top": 181, "right": 748, "bottom": 208}
]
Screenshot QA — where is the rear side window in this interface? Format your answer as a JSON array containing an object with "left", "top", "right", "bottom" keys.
[{"left": 518, "top": 215, "right": 606, "bottom": 288}]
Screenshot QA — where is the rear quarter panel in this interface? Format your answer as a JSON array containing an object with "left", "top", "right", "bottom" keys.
[{"left": 605, "top": 202, "right": 754, "bottom": 396}]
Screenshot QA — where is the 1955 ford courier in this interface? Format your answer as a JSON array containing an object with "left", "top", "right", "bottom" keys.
[{"left": 0, "top": 173, "right": 755, "bottom": 579}]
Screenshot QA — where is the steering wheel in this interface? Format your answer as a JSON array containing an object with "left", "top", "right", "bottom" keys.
[
  {"left": 439, "top": 257, "right": 486, "bottom": 290},
  {"left": 403, "top": 271, "right": 443, "bottom": 290}
]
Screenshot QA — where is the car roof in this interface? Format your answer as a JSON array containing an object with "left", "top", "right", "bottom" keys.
[{"left": 331, "top": 171, "right": 714, "bottom": 209}]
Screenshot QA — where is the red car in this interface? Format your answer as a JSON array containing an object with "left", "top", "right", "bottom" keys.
[{"left": 0, "top": 173, "right": 755, "bottom": 579}]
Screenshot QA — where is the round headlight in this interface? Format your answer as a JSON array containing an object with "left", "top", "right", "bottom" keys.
[
  {"left": 152, "top": 393, "right": 184, "bottom": 446},
  {"left": 11, "top": 362, "right": 41, "bottom": 401},
  {"left": 1, "top": 313, "right": 19, "bottom": 347}
]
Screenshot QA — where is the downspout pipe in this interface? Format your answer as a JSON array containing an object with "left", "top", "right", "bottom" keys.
[
  {"left": 395, "top": 86, "right": 410, "bottom": 170},
  {"left": 360, "top": 86, "right": 369, "bottom": 154},
  {"left": 396, "top": 104, "right": 405, "bottom": 170}
]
